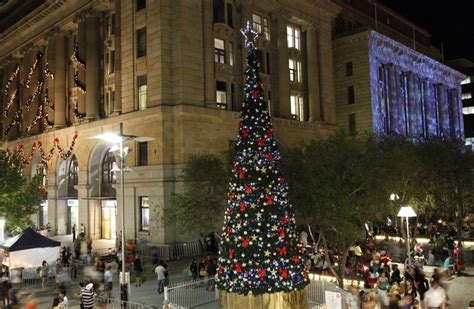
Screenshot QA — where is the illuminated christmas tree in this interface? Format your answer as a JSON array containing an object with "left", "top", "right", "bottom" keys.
[{"left": 217, "top": 22, "right": 309, "bottom": 298}]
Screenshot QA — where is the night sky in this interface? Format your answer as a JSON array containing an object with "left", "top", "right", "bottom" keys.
[{"left": 379, "top": 0, "right": 474, "bottom": 61}]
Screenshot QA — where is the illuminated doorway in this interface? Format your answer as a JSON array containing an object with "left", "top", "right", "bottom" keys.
[{"left": 101, "top": 200, "right": 117, "bottom": 239}]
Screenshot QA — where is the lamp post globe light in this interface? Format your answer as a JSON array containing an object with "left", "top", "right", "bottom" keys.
[
  {"left": 397, "top": 206, "right": 417, "bottom": 267},
  {"left": 91, "top": 122, "right": 153, "bottom": 302}
]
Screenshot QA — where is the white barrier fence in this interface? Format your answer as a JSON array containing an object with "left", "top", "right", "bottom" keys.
[
  {"left": 165, "top": 275, "right": 352, "bottom": 309},
  {"left": 165, "top": 277, "right": 218, "bottom": 308},
  {"left": 96, "top": 296, "right": 156, "bottom": 309}
]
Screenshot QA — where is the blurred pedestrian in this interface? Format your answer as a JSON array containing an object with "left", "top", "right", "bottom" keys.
[
  {"left": 424, "top": 278, "right": 446, "bottom": 309},
  {"left": 345, "top": 287, "right": 359, "bottom": 309},
  {"left": 80, "top": 283, "right": 95, "bottom": 309},
  {"left": 155, "top": 262, "right": 165, "bottom": 294},
  {"left": 41, "top": 260, "right": 49, "bottom": 289},
  {"left": 86, "top": 238, "right": 93, "bottom": 255},
  {"left": 72, "top": 224, "right": 76, "bottom": 242},
  {"left": 134, "top": 255, "right": 144, "bottom": 287},
  {"left": 190, "top": 259, "right": 198, "bottom": 280},
  {"left": 206, "top": 258, "right": 217, "bottom": 291},
  {"left": 24, "top": 294, "right": 37, "bottom": 309}
]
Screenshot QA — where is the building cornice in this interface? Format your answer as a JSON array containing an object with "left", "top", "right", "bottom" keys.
[
  {"left": 368, "top": 30, "right": 465, "bottom": 88},
  {"left": 0, "top": 0, "right": 97, "bottom": 61}
]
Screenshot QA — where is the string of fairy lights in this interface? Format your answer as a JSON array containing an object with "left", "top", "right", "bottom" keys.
[
  {"left": 3, "top": 133, "right": 79, "bottom": 177},
  {"left": 3, "top": 53, "right": 56, "bottom": 135},
  {"left": 3, "top": 42, "right": 89, "bottom": 135}
]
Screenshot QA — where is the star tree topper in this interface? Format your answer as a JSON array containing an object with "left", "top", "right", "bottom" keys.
[{"left": 240, "top": 21, "right": 259, "bottom": 48}]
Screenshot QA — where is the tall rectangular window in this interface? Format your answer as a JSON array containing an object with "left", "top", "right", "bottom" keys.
[
  {"left": 106, "top": 14, "right": 115, "bottom": 36},
  {"left": 214, "top": 38, "right": 225, "bottom": 64},
  {"left": 290, "top": 94, "right": 304, "bottom": 121},
  {"left": 107, "top": 50, "right": 115, "bottom": 74},
  {"left": 346, "top": 62, "right": 353, "bottom": 76},
  {"left": 289, "top": 59, "right": 302, "bottom": 82},
  {"left": 462, "top": 92, "right": 472, "bottom": 100},
  {"left": 110, "top": 91, "right": 115, "bottom": 113},
  {"left": 229, "top": 42, "right": 234, "bottom": 66},
  {"left": 138, "top": 141, "right": 148, "bottom": 166},
  {"left": 213, "top": 0, "right": 225, "bottom": 23},
  {"left": 348, "top": 113, "right": 356, "bottom": 135},
  {"left": 252, "top": 14, "right": 270, "bottom": 40},
  {"left": 137, "top": 75, "right": 147, "bottom": 110},
  {"left": 226, "top": 3, "right": 233, "bottom": 28},
  {"left": 287, "top": 25, "right": 300, "bottom": 49},
  {"left": 347, "top": 86, "right": 355, "bottom": 104},
  {"left": 140, "top": 197, "right": 150, "bottom": 231},
  {"left": 216, "top": 81, "right": 227, "bottom": 108},
  {"left": 136, "top": 0, "right": 146, "bottom": 11},
  {"left": 136, "top": 27, "right": 147, "bottom": 58}
]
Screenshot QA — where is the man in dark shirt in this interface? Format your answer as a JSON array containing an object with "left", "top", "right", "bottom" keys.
[{"left": 206, "top": 258, "right": 217, "bottom": 291}]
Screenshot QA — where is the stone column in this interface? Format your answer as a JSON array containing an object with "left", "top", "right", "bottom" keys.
[
  {"left": 387, "top": 64, "right": 398, "bottom": 134},
  {"left": 406, "top": 72, "right": 417, "bottom": 137},
  {"left": 449, "top": 89, "right": 460, "bottom": 139},
  {"left": 318, "top": 18, "right": 336, "bottom": 123},
  {"left": 77, "top": 21, "right": 87, "bottom": 118},
  {"left": 203, "top": 0, "right": 216, "bottom": 106},
  {"left": 47, "top": 174, "right": 59, "bottom": 236},
  {"left": 435, "top": 84, "right": 443, "bottom": 137},
  {"left": 113, "top": 0, "right": 122, "bottom": 114},
  {"left": 305, "top": 24, "right": 321, "bottom": 122},
  {"left": 276, "top": 12, "right": 290, "bottom": 117},
  {"left": 54, "top": 34, "right": 67, "bottom": 127},
  {"left": 85, "top": 14, "right": 100, "bottom": 120},
  {"left": 77, "top": 170, "right": 91, "bottom": 238}
]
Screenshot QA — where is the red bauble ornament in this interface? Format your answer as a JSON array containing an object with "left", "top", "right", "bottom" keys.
[
  {"left": 266, "top": 129, "right": 273, "bottom": 138},
  {"left": 258, "top": 268, "right": 266, "bottom": 278},
  {"left": 229, "top": 248, "right": 235, "bottom": 258},
  {"left": 218, "top": 265, "right": 224, "bottom": 273},
  {"left": 281, "top": 216, "right": 288, "bottom": 225},
  {"left": 280, "top": 268, "right": 288, "bottom": 279},
  {"left": 242, "top": 128, "right": 249, "bottom": 137},
  {"left": 264, "top": 154, "right": 273, "bottom": 161},
  {"left": 229, "top": 193, "right": 235, "bottom": 202},
  {"left": 257, "top": 138, "right": 265, "bottom": 147},
  {"left": 241, "top": 237, "right": 250, "bottom": 248},
  {"left": 239, "top": 169, "right": 245, "bottom": 179},
  {"left": 226, "top": 227, "right": 232, "bottom": 236}
]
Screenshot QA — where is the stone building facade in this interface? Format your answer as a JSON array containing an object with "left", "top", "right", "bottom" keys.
[
  {"left": 333, "top": 30, "right": 465, "bottom": 139},
  {"left": 0, "top": 0, "right": 341, "bottom": 243}
]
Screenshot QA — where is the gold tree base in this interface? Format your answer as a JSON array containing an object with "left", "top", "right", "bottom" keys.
[{"left": 219, "top": 288, "right": 308, "bottom": 309}]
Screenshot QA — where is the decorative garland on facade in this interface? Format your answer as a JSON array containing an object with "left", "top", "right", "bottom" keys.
[
  {"left": 3, "top": 64, "right": 20, "bottom": 96},
  {"left": 25, "top": 81, "right": 44, "bottom": 111},
  {"left": 44, "top": 62, "right": 54, "bottom": 80},
  {"left": 24, "top": 53, "right": 42, "bottom": 89},
  {"left": 44, "top": 88, "right": 54, "bottom": 110},
  {"left": 3, "top": 133, "right": 79, "bottom": 174},
  {"left": 3, "top": 89, "right": 18, "bottom": 118},
  {"left": 4, "top": 109, "right": 23, "bottom": 136},
  {"left": 73, "top": 99, "right": 86, "bottom": 119},
  {"left": 71, "top": 44, "right": 86, "bottom": 69},
  {"left": 74, "top": 70, "right": 86, "bottom": 94}
]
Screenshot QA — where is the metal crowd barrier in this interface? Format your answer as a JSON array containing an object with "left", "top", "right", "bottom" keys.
[
  {"left": 164, "top": 277, "right": 218, "bottom": 308},
  {"left": 96, "top": 296, "right": 156, "bottom": 309},
  {"left": 307, "top": 276, "right": 351, "bottom": 307},
  {"left": 135, "top": 241, "right": 203, "bottom": 263}
]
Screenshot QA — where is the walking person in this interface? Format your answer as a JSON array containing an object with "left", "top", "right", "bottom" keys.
[
  {"left": 155, "top": 262, "right": 165, "bottom": 294},
  {"left": 80, "top": 283, "right": 95, "bottom": 309},
  {"left": 190, "top": 259, "right": 198, "bottom": 280},
  {"left": 41, "top": 260, "right": 49, "bottom": 289},
  {"left": 104, "top": 266, "right": 113, "bottom": 299},
  {"left": 72, "top": 224, "right": 76, "bottom": 242},
  {"left": 133, "top": 255, "right": 144, "bottom": 287},
  {"left": 86, "top": 238, "right": 93, "bottom": 256},
  {"left": 80, "top": 223, "right": 85, "bottom": 238},
  {"left": 206, "top": 258, "right": 217, "bottom": 291},
  {"left": 424, "top": 278, "right": 446, "bottom": 309}
]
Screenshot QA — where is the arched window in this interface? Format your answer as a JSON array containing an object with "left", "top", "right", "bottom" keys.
[
  {"left": 67, "top": 155, "right": 78, "bottom": 197},
  {"left": 101, "top": 150, "right": 116, "bottom": 196}
]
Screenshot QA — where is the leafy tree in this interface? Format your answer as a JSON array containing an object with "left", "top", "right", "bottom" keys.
[
  {"left": 284, "top": 132, "right": 391, "bottom": 287},
  {"left": 168, "top": 154, "right": 228, "bottom": 235},
  {"left": 416, "top": 138, "right": 474, "bottom": 246},
  {"left": 0, "top": 151, "right": 45, "bottom": 231}
]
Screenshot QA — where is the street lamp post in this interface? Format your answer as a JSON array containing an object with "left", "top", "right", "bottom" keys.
[
  {"left": 91, "top": 123, "right": 153, "bottom": 303},
  {"left": 397, "top": 206, "right": 417, "bottom": 267}
]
